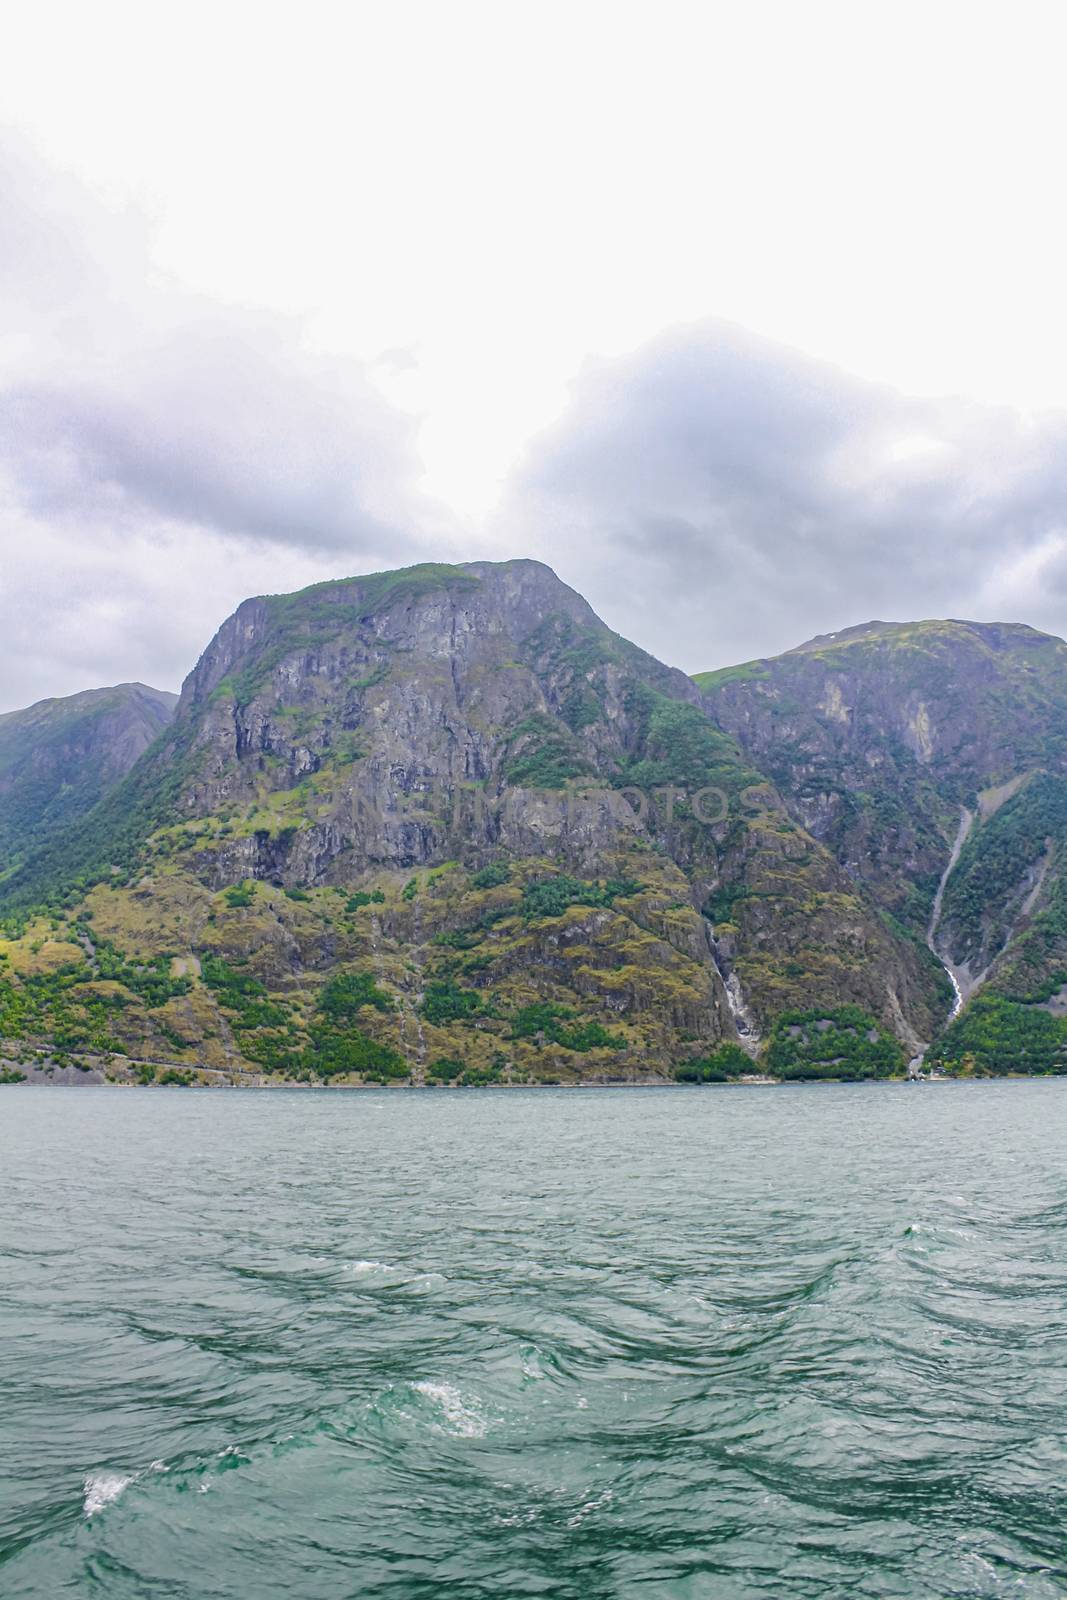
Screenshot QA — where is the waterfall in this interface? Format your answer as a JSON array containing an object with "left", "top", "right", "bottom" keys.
[
  {"left": 704, "top": 920, "right": 761, "bottom": 1055},
  {"left": 926, "top": 806, "right": 974, "bottom": 1021},
  {"left": 722, "top": 967, "right": 761, "bottom": 1051}
]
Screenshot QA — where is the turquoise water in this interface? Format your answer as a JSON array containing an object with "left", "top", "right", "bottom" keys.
[{"left": 1, "top": 1082, "right": 1066, "bottom": 1599}]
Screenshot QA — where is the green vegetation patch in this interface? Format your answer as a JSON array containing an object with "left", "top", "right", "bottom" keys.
[
  {"left": 764, "top": 1006, "right": 903, "bottom": 1080},
  {"left": 90, "top": 936, "right": 192, "bottom": 1009},
  {"left": 346, "top": 890, "right": 385, "bottom": 911},
  {"left": 426, "top": 1055, "right": 465, "bottom": 1082},
  {"left": 200, "top": 956, "right": 290, "bottom": 1030},
  {"left": 224, "top": 882, "right": 255, "bottom": 908},
  {"left": 426, "top": 1055, "right": 504, "bottom": 1086},
  {"left": 701, "top": 885, "right": 753, "bottom": 924},
  {"left": 509, "top": 1001, "right": 623, "bottom": 1052},
  {"left": 319, "top": 972, "right": 393, "bottom": 1017},
  {"left": 520, "top": 875, "right": 640, "bottom": 921},
  {"left": 139, "top": 1066, "right": 196, "bottom": 1087},
  {"left": 301, "top": 1027, "right": 407, "bottom": 1082},
  {"left": 504, "top": 714, "right": 594, "bottom": 789},
  {"left": 614, "top": 685, "right": 761, "bottom": 799},
  {"left": 421, "top": 979, "right": 484, "bottom": 1024},
  {"left": 206, "top": 959, "right": 405, "bottom": 1081},
  {"left": 674, "top": 1042, "right": 753, "bottom": 1081},
  {"left": 560, "top": 683, "right": 603, "bottom": 732},
  {"left": 927, "top": 993, "right": 1067, "bottom": 1076},
  {"left": 692, "top": 661, "right": 770, "bottom": 692},
  {"left": 941, "top": 775, "right": 1067, "bottom": 963},
  {"left": 353, "top": 562, "right": 480, "bottom": 613},
  {"left": 470, "top": 862, "right": 511, "bottom": 890},
  {"left": 0, "top": 962, "right": 124, "bottom": 1057},
  {"left": 990, "top": 872, "right": 1067, "bottom": 1003}
]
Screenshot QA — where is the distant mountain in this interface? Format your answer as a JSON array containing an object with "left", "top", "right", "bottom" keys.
[
  {"left": 0, "top": 562, "right": 943, "bottom": 1086},
  {"left": 697, "top": 619, "right": 1067, "bottom": 1074},
  {"left": 0, "top": 683, "right": 177, "bottom": 875}
]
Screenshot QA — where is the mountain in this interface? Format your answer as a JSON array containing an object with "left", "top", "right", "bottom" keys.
[
  {"left": 0, "top": 561, "right": 944, "bottom": 1086},
  {"left": 697, "top": 619, "right": 1067, "bottom": 1075},
  {"left": 0, "top": 683, "right": 177, "bottom": 877}
]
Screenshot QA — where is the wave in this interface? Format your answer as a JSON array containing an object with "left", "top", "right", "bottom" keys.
[
  {"left": 410, "top": 1381, "right": 488, "bottom": 1438},
  {"left": 82, "top": 1471, "right": 132, "bottom": 1518}
]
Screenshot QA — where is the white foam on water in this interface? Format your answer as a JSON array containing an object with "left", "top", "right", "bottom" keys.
[
  {"left": 344, "top": 1260, "right": 392, "bottom": 1275},
  {"left": 567, "top": 1488, "right": 614, "bottom": 1528},
  {"left": 411, "top": 1380, "right": 487, "bottom": 1438},
  {"left": 83, "top": 1471, "right": 132, "bottom": 1517},
  {"left": 494, "top": 1507, "right": 540, "bottom": 1527}
]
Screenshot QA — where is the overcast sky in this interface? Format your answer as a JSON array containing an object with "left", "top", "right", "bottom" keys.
[{"left": 3, "top": 0, "right": 1067, "bottom": 710}]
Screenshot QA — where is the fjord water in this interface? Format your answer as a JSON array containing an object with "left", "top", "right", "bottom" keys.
[{"left": 2, "top": 1086, "right": 1066, "bottom": 1599}]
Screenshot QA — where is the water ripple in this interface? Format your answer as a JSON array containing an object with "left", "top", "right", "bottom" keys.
[{"left": 1, "top": 1081, "right": 1066, "bottom": 1597}]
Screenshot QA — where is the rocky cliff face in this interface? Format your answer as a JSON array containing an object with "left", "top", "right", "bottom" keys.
[
  {"left": 698, "top": 620, "right": 1067, "bottom": 924},
  {"left": 0, "top": 562, "right": 947, "bottom": 1084},
  {"left": 0, "top": 683, "right": 177, "bottom": 872},
  {"left": 697, "top": 619, "right": 1067, "bottom": 1067}
]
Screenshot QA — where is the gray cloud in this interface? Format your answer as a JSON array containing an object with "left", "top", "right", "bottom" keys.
[
  {"left": 0, "top": 139, "right": 456, "bottom": 711},
  {"left": 505, "top": 322, "right": 1067, "bottom": 670},
  {"left": 5, "top": 321, "right": 429, "bottom": 552}
]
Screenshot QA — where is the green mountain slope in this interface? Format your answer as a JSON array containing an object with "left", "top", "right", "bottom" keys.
[
  {"left": 0, "top": 683, "right": 177, "bottom": 880},
  {"left": 0, "top": 562, "right": 943, "bottom": 1085}
]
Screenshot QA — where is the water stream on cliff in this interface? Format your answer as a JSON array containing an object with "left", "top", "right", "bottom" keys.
[
  {"left": 721, "top": 967, "right": 761, "bottom": 1050},
  {"left": 707, "top": 924, "right": 761, "bottom": 1053},
  {"left": 926, "top": 805, "right": 974, "bottom": 1020}
]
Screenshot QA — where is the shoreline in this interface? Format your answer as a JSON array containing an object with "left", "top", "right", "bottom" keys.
[
  {"left": 2, "top": 1059, "right": 1057, "bottom": 1091},
  {"left": 3, "top": 1047, "right": 1056, "bottom": 1092}
]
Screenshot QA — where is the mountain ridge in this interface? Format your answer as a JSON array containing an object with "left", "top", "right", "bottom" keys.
[
  {"left": 0, "top": 682, "right": 177, "bottom": 881},
  {"left": 2, "top": 562, "right": 1065, "bottom": 1084}
]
